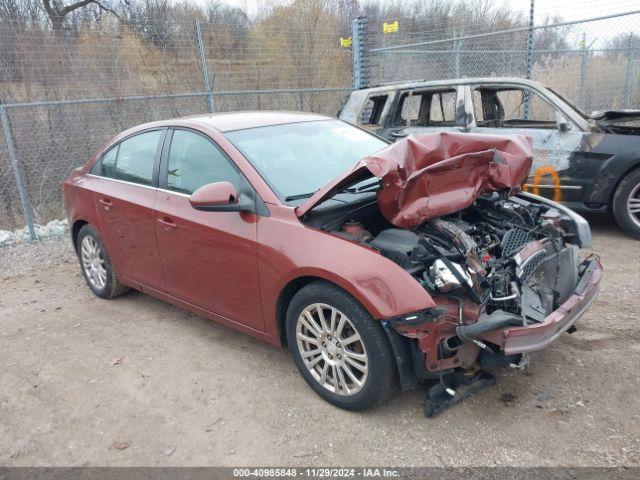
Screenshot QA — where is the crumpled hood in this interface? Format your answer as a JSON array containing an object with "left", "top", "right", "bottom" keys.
[{"left": 296, "top": 132, "right": 534, "bottom": 228}]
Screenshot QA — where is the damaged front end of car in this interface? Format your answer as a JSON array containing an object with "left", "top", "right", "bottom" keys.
[{"left": 298, "top": 132, "right": 603, "bottom": 416}]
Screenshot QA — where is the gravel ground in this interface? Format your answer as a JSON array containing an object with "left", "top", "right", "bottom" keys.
[{"left": 0, "top": 213, "right": 639, "bottom": 467}]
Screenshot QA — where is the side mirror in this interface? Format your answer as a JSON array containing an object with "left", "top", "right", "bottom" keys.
[
  {"left": 189, "top": 181, "right": 239, "bottom": 211},
  {"left": 557, "top": 115, "right": 569, "bottom": 132},
  {"left": 390, "top": 130, "right": 408, "bottom": 138}
]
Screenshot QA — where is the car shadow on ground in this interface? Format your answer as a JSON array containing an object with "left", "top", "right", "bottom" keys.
[{"left": 582, "top": 212, "right": 626, "bottom": 239}]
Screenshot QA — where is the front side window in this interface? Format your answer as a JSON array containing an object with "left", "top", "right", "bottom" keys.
[
  {"left": 225, "top": 120, "right": 388, "bottom": 201},
  {"left": 113, "top": 130, "right": 163, "bottom": 186},
  {"left": 166, "top": 130, "right": 239, "bottom": 195},
  {"left": 473, "top": 87, "right": 559, "bottom": 129}
]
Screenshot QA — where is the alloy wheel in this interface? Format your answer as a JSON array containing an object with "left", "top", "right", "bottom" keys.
[
  {"left": 80, "top": 235, "right": 107, "bottom": 290},
  {"left": 295, "top": 303, "right": 369, "bottom": 396},
  {"left": 628, "top": 182, "right": 640, "bottom": 229}
]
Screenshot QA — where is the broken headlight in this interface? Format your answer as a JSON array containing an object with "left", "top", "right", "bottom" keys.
[{"left": 429, "top": 259, "right": 474, "bottom": 293}]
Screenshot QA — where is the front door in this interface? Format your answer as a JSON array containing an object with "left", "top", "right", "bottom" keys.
[
  {"left": 467, "top": 84, "right": 587, "bottom": 204},
  {"left": 91, "top": 129, "right": 166, "bottom": 291},
  {"left": 153, "top": 128, "right": 264, "bottom": 331}
]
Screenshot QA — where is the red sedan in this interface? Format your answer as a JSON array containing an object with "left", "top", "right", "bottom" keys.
[{"left": 64, "top": 112, "right": 601, "bottom": 415}]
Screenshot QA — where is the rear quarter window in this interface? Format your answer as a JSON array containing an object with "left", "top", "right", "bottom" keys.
[
  {"left": 90, "top": 130, "right": 162, "bottom": 186},
  {"left": 359, "top": 94, "right": 388, "bottom": 128},
  {"left": 95, "top": 145, "right": 118, "bottom": 178}
]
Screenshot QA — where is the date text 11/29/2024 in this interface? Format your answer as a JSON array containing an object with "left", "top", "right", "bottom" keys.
[{"left": 233, "top": 468, "right": 400, "bottom": 478}]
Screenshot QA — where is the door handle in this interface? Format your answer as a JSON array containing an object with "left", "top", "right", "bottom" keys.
[
  {"left": 157, "top": 217, "right": 177, "bottom": 231},
  {"left": 98, "top": 198, "right": 112, "bottom": 211}
]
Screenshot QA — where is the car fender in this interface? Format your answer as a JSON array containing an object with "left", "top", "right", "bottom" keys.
[
  {"left": 256, "top": 207, "right": 437, "bottom": 343},
  {"left": 574, "top": 132, "right": 640, "bottom": 205},
  {"left": 276, "top": 262, "right": 434, "bottom": 319}
]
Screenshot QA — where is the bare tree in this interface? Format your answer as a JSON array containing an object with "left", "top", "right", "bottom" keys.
[{"left": 41, "top": 0, "right": 119, "bottom": 34}]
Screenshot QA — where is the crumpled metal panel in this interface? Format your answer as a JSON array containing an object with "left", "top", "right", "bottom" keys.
[{"left": 297, "top": 132, "right": 534, "bottom": 228}]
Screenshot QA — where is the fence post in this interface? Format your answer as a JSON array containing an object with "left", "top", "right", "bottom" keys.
[
  {"left": 580, "top": 32, "right": 588, "bottom": 110},
  {"left": 0, "top": 104, "right": 36, "bottom": 240},
  {"left": 523, "top": 0, "right": 535, "bottom": 119},
  {"left": 453, "top": 30, "right": 460, "bottom": 78},
  {"left": 352, "top": 17, "right": 368, "bottom": 90},
  {"left": 623, "top": 33, "right": 634, "bottom": 108},
  {"left": 195, "top": 18, "right": 215, "bottom": 113}
]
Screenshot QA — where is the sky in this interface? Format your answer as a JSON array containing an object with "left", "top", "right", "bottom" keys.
[{"left": 510, "top": 0, "right": 640, "bottom": 46}]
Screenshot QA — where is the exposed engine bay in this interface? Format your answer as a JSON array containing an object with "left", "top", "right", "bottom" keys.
[{"left": 329, "top": 192, "right": 583, "bottom": 324}]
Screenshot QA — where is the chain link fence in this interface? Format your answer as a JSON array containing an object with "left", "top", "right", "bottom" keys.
[
  {"left": 0, "top": 18, "right": 352, "bottom": 235},
  {"left": 1, "top": 8, "right": 639, "bottom": 238},
  {"left": 362, "top": 10, "right": 640, "bottom": 112}
]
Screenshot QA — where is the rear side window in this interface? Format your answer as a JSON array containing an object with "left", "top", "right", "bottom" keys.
[
  {"left": 399, "top": 94, "right": 421, "bottom": 124},
  {"left": 166, "top": 130, "right": 239, "bottom": 195},
  {"left": 113, "top": 130, "right": 162, "bottom": 186},
  {"left": 430, "top": 91, "right": 457, "bottom": 123},
  {"left": 393, "top": 89, "right": 457, "bottom": 127}
]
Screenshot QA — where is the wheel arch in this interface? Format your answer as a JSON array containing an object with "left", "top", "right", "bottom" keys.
[
  {"left": 71, "top": 219, "right": 89, "bottom": 252},
  {"left": 609, "top": 161, "right": 640, "bottom": 207},
  {"left": 276, "top": 275, "right": 371, "bottom": 346}
]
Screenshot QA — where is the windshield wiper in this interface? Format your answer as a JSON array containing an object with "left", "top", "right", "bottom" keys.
[
  {"left": 284, "top": 190, "right": 319, "bottom": 201},
  {"left": 342, "top": 179, "right": 381, "bottom": 194},
  {"left": 285, "top": 179, "right": 380, "bottom": 202}
]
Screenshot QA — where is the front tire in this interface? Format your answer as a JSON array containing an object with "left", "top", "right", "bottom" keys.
[
  {"left": 612, "top": 168, "right": 640, "bottom": 239},
  {"left": 76, "top": 224, "right": 129, "bottom": 299},
  {"left": 286, "top": 281, "right": 396, "bottom": 411}
]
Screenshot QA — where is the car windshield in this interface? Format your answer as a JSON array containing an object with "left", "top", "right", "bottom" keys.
[
  {"left": 547, "top": 86, "right": 589, "bottom": 119},
  {"left": 224, "top": 120, "right": 388, "bottom": 201}
]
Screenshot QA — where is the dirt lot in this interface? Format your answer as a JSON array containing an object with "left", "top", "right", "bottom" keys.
[{"left": 1, "top": 213, "right": 639, "bottom": 467}]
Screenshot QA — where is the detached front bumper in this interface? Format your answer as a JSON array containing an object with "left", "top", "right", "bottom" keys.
[{"left": 481, "top": 255, "right": 603, "bottom": 355}]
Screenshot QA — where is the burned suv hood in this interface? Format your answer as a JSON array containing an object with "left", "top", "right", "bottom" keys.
[
  {"left": 296, "top": 132, "right": 534, "bottom": 228},
  {"left": 590, "top": 109, "right": 640, "bottom": 134},
  {"left": 590, "top": 109, "right": 640, "bottom": 121}
]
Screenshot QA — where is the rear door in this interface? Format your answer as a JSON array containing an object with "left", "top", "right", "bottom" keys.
[
  {"left": 89, "top": 129, "right": 166, "bottom": 291},
  {"left": 153, "top": 128, "right": 264, "bottom": 331},
  {"left": 378, "top": 85, "right": 466, "bottom": 141}
]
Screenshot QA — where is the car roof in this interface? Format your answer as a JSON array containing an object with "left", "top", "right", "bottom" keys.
[
  {"left": 145, "top": 111, "right": 333, "bottom": 133},
  {"left": 355, "top": 77, "right": 549, "bottom": 94}
]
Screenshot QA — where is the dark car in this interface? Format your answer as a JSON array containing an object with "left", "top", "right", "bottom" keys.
[
  {"left": 63, "top": 112, "right": 601, "bottom": 415},
  {"left": 339, "top": 77, "right": 640, "bottom": 238}
]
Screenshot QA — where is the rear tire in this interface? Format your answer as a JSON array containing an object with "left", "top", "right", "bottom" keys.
[
  {"left": 285, "top": 281, "right": 396, "bottom": 411},
  {"left": 76, "top": 224, "right": 129, "bottom": 299},
  {"left": 612, "top": 168, "right": 640, "bottom": 239}
]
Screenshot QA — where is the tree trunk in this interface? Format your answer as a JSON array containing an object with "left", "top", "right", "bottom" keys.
[{"left": 50, "top": 14, "right": 65, "bottom": 36}]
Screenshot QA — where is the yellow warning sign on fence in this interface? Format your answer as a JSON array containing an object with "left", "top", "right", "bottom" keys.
[
  {"left": 340, "top": 37, "right": 352, "bottom": 47},
  {"left": 383, "top": 20, "right": 398, "bottom": 33}
]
